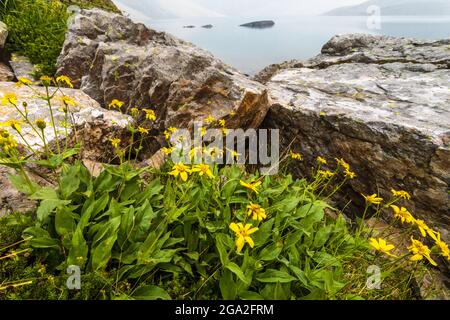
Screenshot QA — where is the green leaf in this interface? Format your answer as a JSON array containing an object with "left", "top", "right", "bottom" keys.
[
  {"left": 289, "top": 265, "right": 309, "bottom": 287},
  {"left": 7, "top": 173, "right": 38, "bottom": 195},
  {"left": 256, "top": 269, "right": 297, "bottom": 283},
  {"left": 37, "top": 199, "right": 70, "bottom": 223},
  {"left": 226, "top": 262, "right": 250, "bottom": 285},
  {"left": 55, "top": 208, "right": 77, "bottom": 236},
  {"left": 59, "top": 165, "right": 81, "bottom": 199},
  {"left": 313, "top": 225, "right": 333, "bottom": 248},
  {"left": 258, "top": 242, "right": 282, "bottom": 261},
  {"left": 67, "top": 227, "right": 89, "bottom": 267},
  {"left": 253, "top": 218, "right": 274, "bottom": 246},
  {"left": 239, "top": 291, "right": 264, "bottom": 300},
  {"left": 29, "top": 187, "right": 58, "bottom": 200},
  {"left": 215, "top": 233, "right": 230, "bottom": 266},
  {"left": 220, "top": 270, "right": 237, "bottom": 300},
  {"left": 29, "top": 237, "right": 60, "bottom": 249},
  {"left": 133, "top": 285, "right": 171, "bottom": 300}
]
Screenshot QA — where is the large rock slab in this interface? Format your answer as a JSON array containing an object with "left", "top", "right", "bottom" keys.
[
  {"left": 263, "top": 34, "right": 450, "bottom": 239},
  {"left": 56, "top": 9, "right": 270, "bottom": 131}
]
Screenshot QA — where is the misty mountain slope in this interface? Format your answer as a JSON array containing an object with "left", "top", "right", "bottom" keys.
[{"left": 324, "top": 0, "right": 450, "bottom": 16}]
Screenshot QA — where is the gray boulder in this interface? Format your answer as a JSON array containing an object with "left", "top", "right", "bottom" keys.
[
  {"left": 263, "top": 34, "right": 450, "bottom": 240},
  {"left": 56, "top": 9, "right": 270, "bottom": 131}
]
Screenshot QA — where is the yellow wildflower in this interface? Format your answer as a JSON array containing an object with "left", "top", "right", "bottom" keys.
[
  {"left": 369, "top": 238, "right": 397, "bottom": 258},
  {"left": 290, "top": 151, "right": 302, "bottom": 160},
  {"left": 109, "top": 99, "right": 124, "bottom": 110},
  {"left": 189, "top": 147, "right": 203, "bottom": 160},
  {"left": 408, "top": 238, "right": 437, "bottom": 266},
  {"left": 0, "top": 129, "right": 18, "bottom": 153},
  {"left": 240, "top": 180, "right": 262, "bottom": 194},
  {"left": 318, "top": 170, "right": 336, "bottom": 179},
  {"left": 4, "top": 119, "right": 23, "bottom": 132},
  {"left": 414, "top": 219, "right": 435, "bottom": 238},
  {"left": 60, "top": 95, "right": 76, "bottom": 106},
  {"left": 191, "top": 164, "right": 215, "bottom": 179},
  {"left": 169, "top": 163, "right": 191, "bottom": 182},
  {"left": 221, "top": 127, "right": 228, "bottom": 136},
  {"left": 205, "top": 115, "right": 215, "bottom": 123},
  {"left": 246, "top": 203, "right": 267, "bottom": 221},
  {"left": 218, "top": 119, "right": 226, "bottom": 127},
  {"left": 335, "top": 158, "right": 350, "bottom": 171},
  {"left": 317, "top": 156, "right": 327, "bottom": 165},
  {"left": 138, "top": 127, "right": 149, "bottom": 135},
  {"left": 205, "top": 147, "right": 224, "bottom": 160},
  {"left": 110, "top": 138, "right": 121, "bottom": 149},
  {"left": 40, "top": 76, "right": 52, "bottom": 84},
  {"left": 362, "top": 193, "right": 383, "bottom": 205},
  {"left": 162, "top": 147, "right": 174, "bottom": 155},
  {"left": 56, "top": 75, "right": 74, "bottom": 88},
  {"left": 391, "top": 205, "right": 415, "bottom": 224},
  {"left": 16, "top": 77, "right": 33, "bottom": 87},
  {"left": 344, "top": 169, "right": 356, "bottom": 179},
  {"left": 1, "top": 93, "right": 18, "bottom": 106},
  {"left": 198, "top": 127, "right": 206, "bottom": 137},
  {"left": 143, "top": 109, "right": 156, "bottom": 121},
  {"left": 130, "top": 108, "right": 139, "bottom": 117},
  {"left": 433, "top": 233, "right": 450, "bottom": 260},
  {"left": 391, "top": 189, "right": 411, "bottom": 200},
  {"left": 229, "top": 223, "right": 259, "bottom": 253}
]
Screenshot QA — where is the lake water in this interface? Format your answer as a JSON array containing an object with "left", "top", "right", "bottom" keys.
[{"left": 142, "top": 16, "right": 450, "bottom": 75}]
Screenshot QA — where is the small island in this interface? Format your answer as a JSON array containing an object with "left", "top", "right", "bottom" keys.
[
  {"left": 240, "top": 20, "right": 275, "bottom": 29},
  {"left": 183, "top": 25, "right": 195, "bottom": 28},
  {"left": 201, "top": 24, "right": 213, "bottom": 29}
]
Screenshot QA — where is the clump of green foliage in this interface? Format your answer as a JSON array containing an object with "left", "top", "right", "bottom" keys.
[
  {"left": 0, "top": 77, "right": 447, "bottom": 300},
  {"left": 0, "top": 0, "right": 120, "bottom": 77},
  {"left": 61, "top": 0, "right": 121, "bottom": 13}
]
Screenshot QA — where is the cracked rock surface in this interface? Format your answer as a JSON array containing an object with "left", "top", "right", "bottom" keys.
[
  {"left": 262, "top": 34, "right": 450, "bottom": 240},
  {"left": 56, "top": 9, "right": 270, "bottom": 131}
]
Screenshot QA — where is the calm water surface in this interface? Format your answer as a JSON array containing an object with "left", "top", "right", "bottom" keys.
[{"left": 141, "top": 16, "right": 450, "bottom": 74}]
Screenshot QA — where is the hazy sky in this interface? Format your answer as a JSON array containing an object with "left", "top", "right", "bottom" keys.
[{"left": 113, "top": 0, "right": 369, "bottom": 18}]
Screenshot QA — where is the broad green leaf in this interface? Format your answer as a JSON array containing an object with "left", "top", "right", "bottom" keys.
[
  {"left": 7, "top": 173, "right": 38, "bottom": 195},
  {"left": 59, "top": 165, "right": 81, "bottom": 199},
  {"left": 256, "top": 269, "right": 297, "bottom": 283},
  {"left": 133, "top": 285, "right": 171, "bottom": 300},
  {"left": 239, "top": 291, "right": 264, "bottom": 300},
  {"left": 220, "top": 270, "right": 236, "bottom": 300},
  {"left": 67, "top": 227, "right": 89, "bottom": 267},
  {"left": 29, "top": 237, "right": 60, "bottom": 249},
  {"left": 55, "top": 208, "right": 77, "bottom": 236},
  {"left": 215, "top": 233, "right": 230, "bottom": 265},
  {"left": 226, "top": 262, "right": 250, "bottom": 285},
  {"left": 252, "top": 218, "right": 274, "bottom": 246},
  {"left": 37, "top": 199, "right": 70, "bottom": 223},
  {"left": 258, "top": 242, "right": 282, "bottom": 261},
  {"left": 313, "top": 225, "right": 333, "bottom": 248}
]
